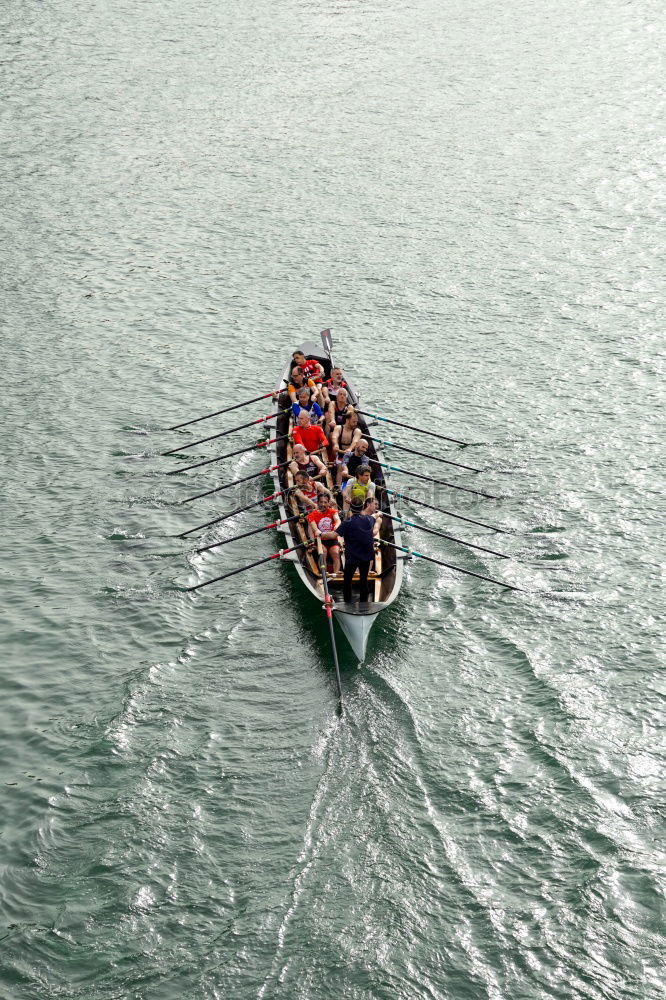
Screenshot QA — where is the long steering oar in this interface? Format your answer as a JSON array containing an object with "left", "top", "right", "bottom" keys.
[
  {"left": 383, "top": 488, "right": 507, "bottom": 533},
  {"left": 382, "top": 540, "right": 521, "bottom": 591},
  {"left": 167, "top": 435, "right": 289, "bottom": 475},
  {"left": 384, "top": 511, "right": 509, "bottom": 559},
  {"left": 162, "top": 412, "right": 280, "bottom": 457},
  {"left": 372, "top": 461, "right": 499, "bottom": 500},
  {"left": 185, "top": 543, "right": 304, "bottom": 592},
  {"left": 196, "top": 514, "right": 302, "bottom": 554},
  {"left": 357, "top": 410, "right": 468, "bottom": 446},
  {"left": 316, "top": 537, "right": 343, "bottom": 712},
  {"left": 365, "top": 435, "right": 482, "bottom": 473},
  {"left": 180, "top": 461, "right": 290, "bottom": 504},
  {"left": 178, "top": 489, "right": 288, "bottom": 539},
  {"left": 168, "top": 393, "right": 277, "bottom": 431}
]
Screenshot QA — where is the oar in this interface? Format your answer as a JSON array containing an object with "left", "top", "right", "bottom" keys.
[
  {"left": 167, "top": 393, "right": 277, "bottom": 431},
  {"left": 185, "top": 543, "right": 305, "bottom": 592},
  {"left": 181, "top": 461, "right": 290, "bottom": 504},
  {"left": 167, "top": 435, "right": 290, "bottom": 475},
  {"left": 384, "top": 512, "right": 509, "bottom": 559},
  {"left": 381, "top": 540, "right": 521, "bottom": 591},
  {"left": 178, "top": 489, "right": 288, "bottom": 538},
  {"left": 372, "top": 461, "right": 499, "bottom": 500},
  {"left": 162, "top": 412, "right": 281, "bottom": 457},
  {"left": 196, "top": 514, "right": 302, "bottom": 554},
  {"left": 383, "top": 488, "right": 506, "bottom": 533},
  {"left": 316, "top": 537, "right": 343, "bottom": 711},
  {"left": 357, "top": 410, "right": 468, "bottom": 446},
  {"left": 365, "top": 435, "right": 482, "bottom": 473},
  {"left": 320, "top": 328, "right": 334, "bottom": 365}
]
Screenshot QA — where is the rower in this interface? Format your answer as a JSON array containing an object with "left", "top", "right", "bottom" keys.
[
  {"left": 289, "top": 443, "right": 327, "bottom": 480},
  {"left": 341, "top": 437, "right": 370, "bottom": 481},
  {"left": 292, "top": 410, "right": 328, "bottom": 457},
  {"left": 292, "top": 471, "right": 327, "bottom": 510},
  {"left": 331, "top": 410, "right": 362, "bottom": 485},
  {"left": 342, "top": 465, "right": 376, "bottom": 517},
  {"left": 326, "top": 387, "right": 353, "bottom": 436},
  {"left": 322, "top": 367, "right": 348, "bottom": 405},
  {"left": 335, "top": 499, "right": 376, "bottom": 604},
  {"left": 291, "top": 351, "right": 326, "bottom": 406},
  {"left": 307, "top": 492, "right": 342, "bottom": 575},
  {"left": 287, "top": 367, "right": 315, "bottom": 405},
  {"left": 292, "top": 350, "right": 325, "bottom": 384},
  {"left": 292, "top": 385, "right": 324, "bottom": 424}
]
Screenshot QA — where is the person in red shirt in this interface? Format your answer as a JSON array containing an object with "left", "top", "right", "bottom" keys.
[
  {"left": 292, "top": 410, "right": 328, "bottom": 455},
  {"left": 307, "top": 493, "right": 342, "bottom": 574},
  {"left": 292, "top": 351, "right": 326, "bottom": 407},
  {"left": 292, "top": 350, "right": 324, "bottom": 383}
]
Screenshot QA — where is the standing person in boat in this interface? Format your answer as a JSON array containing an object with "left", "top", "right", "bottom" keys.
[
  {"left": 287, "top": 367, "right": 315, "bottom": 405},
  {"left": 307, "top": 492, "right": 342, "bottom": 575},
  {"left": 342, "top": 465, "right": 376, "bottom": 517},
  {"left": 289, "top": 443, "right": 327, "bottom": 480},
  {"left": 362, "top": 495, "right": 383, "bottom": 537},
  {"left": 331, "top": 410, "right": 362, "bottom": 486},
  {"left": 291, "top": 386, "right": 324, "bottom": 424},
  {"left": 322, "top": 367, "right": 348, "bottom": 405},
  {"left": 292, "top": 410, "right": 328, "bottom": 457},
  {"left": 325, "top": 387, "right": 353, "bottom": 436},
  {"left": 292, "top": 471, "right": 328, "bottom": 510},
  {"left": 335, "top": 499, "right": 376, "bottom": 604}
]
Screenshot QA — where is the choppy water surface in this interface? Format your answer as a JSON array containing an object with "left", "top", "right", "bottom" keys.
[{"left": 1, "top": 0, "right": 663, "bottom": 997}]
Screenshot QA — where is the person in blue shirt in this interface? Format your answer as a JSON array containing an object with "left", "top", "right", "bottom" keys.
[
  {"left": 291, "top": 386, "right": 324, "bottom": 424},
  {"left": 336, "top": 500, "right": 376, "bottom": 604}
]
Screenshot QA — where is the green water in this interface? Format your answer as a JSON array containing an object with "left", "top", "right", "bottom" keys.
[{"left": 2, "top": 0, "right": 663, "bottom": 997}]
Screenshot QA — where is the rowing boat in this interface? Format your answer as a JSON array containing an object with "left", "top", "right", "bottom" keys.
[{"left": 267, "top": 340, "right": 404, "bottom": 661}]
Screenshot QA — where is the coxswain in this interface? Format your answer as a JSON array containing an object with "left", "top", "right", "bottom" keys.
[
  {"left": 291, "top": 386, "right": 324, "bottom": 424},
  {"left": 342, "top": 465, "right": 376, "bottom": 516},
  {"left": 335, "top": 499, "right": 376, "bottom": 604},
  {"left": 292, "top": 471, "right": 327, "bottom": 510},
  {"left": 362, "top": 494, "right": 383, "bottom": 538},
  {"left": 307, "top": 492, "right": 342, "bottom": 574},
  {"left": 292, "top": 410, "right": 328, "bottom": 456},
  {"left": 289, "top": 443, "right": 327, "bottom": 480}
]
